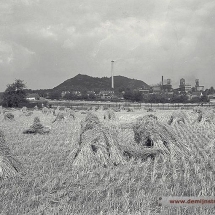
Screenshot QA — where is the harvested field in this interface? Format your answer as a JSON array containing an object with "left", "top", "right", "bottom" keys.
[{"left": 0, "top": 108, "right": 214, "bottom": 214}]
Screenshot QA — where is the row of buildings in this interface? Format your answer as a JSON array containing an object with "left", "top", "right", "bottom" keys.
[
  {"left": 61, "top": 90, "right": 116, "bottom": 100},
  {"left": 26, "top": 77, "right": 206, "bottom": 101},
  {"left": 139, "top": 77, "right": 204, "bottom": 94}
]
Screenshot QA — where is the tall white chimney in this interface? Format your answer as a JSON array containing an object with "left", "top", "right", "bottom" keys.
[{"left": 111, "top": 60, "right": 114, "bottom": 89}]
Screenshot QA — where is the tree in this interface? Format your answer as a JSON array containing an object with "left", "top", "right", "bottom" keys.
[
  {"left": 2, "top": 79, "right": 28, "bottom": 107},
  {"left": 88, "top": 93, "right": 96, "bottom": 100},
  {"left": 208, "top": 87, "right": 215, "bottom": 95},
  {"left": 49, "top": 91, "right": 62, "bottom": 100},
  {"left": 133, "top": 91, "right": 143, "bottom": 102},
  {"left": 123, "top": 89, "right": 134, "bottom": 101}
]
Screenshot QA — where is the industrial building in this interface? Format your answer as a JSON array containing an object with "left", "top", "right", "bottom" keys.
[
  {"left": 195, "top": 79, "right": 204, "bottom": 91},
  {"left": 161, "top": 77, "right": 172, "bottom": 92},
  {"left": 179, "top": 78, "right": 192, "bottom": 92},
  {"left": 150, "top": 76, "right": 173, "bottom": 93}
]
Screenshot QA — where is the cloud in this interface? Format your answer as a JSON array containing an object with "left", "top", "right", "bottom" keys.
[{"left": 0, "top": 0, "right": 214, "bottom": 91}]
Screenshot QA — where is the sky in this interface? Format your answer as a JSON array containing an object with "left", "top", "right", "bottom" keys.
[{"left": 0, "top": 0, "right": 215, "bottom": 91}]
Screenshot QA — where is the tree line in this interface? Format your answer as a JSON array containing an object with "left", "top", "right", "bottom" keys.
[{"left": 0, "top": 79, "right": 213, "bottom": 107}]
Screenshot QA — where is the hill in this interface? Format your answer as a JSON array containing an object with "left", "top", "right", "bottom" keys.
[{"left": 53, "top": 74, "right": 149, "bottom": 93}]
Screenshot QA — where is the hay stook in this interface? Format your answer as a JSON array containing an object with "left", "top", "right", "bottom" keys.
[
  {"left": 133, "top": 115, "right": 171, "bottom": 149},
  {"left": 34, "top": 105, "right": 38, "bottom": 111},
  {"left": 80, "top": 112, "right": 100, "bottom": 134},
  {"left": 70, "top": 113, "right": 126, "bottom": 169},
  {"left": 127, "top": 107, "right": 134, "bottom": 112},
  {"left": 146, "top": 108, "right": 156, "bottom": 112},
  {"left": 0, "top": 106, "right": 3, "bottom": 115},
  {"left": 0, "top": 130, "right": 23, "bottom": 179},
  {"left": 129, "top": 114, "right": 191, "bottom": 161},
  {"left": 52, "top": 112, "right": 66, "bottom": 123},
  {"left": 192, "top": 108, "right": 215, "bottom": 124},
  {"left": 23, "top": 117, "right": 50, "bottom": 134},
  {"left": 167, "top": 111, "right": 187, "bottom": 125},
  {"left": 103, "top": 109, "right": 116, "bottom": 120},
  {"left": 4, "top": 112, "right": 15, "bottom": 121},
  {"left": 21, "top": 106, "right": 27, "bottom": 113},
  {"left": 42, "top": 107, "right": 49, "bottom": 114},
  {"left": 65, "top": 108, "right": 76, "bottom": 119},
  {"left": 24, "top": 111, "right": 33, "bottom": 117}
]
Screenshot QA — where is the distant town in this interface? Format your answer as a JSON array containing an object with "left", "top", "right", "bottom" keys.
[
  {"left": 22, "top": 74, "right": 215, "bottom": 104},
  {"left": 1, "top": 74, "right": 215, "bottom": 106}
]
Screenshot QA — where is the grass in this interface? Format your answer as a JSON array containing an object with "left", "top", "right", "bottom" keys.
[{"left": 0, "top": 108, "right": 214, "bottom": 214}]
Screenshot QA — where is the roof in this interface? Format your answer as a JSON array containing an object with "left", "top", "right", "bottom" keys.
[{"left": 26, "top": 93, "right": 40, "bottom": 98}]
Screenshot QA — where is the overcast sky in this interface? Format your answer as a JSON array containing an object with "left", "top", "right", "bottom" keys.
[{"left": 0, "top": 0, "right": 215, "bottom": 91}]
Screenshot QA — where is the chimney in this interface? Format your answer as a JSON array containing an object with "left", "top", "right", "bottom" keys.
[
  {"left": 161, "top": 76, "right": 164, "bottom": 91},
  {"left": 111, "top": 60, "right": 114, "bottom": 89}
]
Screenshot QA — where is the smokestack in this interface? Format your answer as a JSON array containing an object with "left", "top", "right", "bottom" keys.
[
  {"left": 111, "top": 60, "right": 114, "bottom": 89},
  {"left": 162, "top": 76, "right": 164, "bottom": 86}
]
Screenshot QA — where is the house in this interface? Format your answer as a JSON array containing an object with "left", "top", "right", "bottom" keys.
[
  {"left": 87, "top": 91, "right": 96, "bottom": 96},
  {"left": 99, "top": 90, "right": 114, "bottom": 100},
  {"left": 191, "top": 92, "right": 203, "bottom": 99},
  {"left": 61, "top": 91, "right": 70, "bottom": 97},
  {"left": 72, "top": 91, "right": 82, "bottom": 96},
  {"left": 26, "top": 93, "right": 40, "bottom": 101},
  {"left": 151, "top": 85, "right": 161, "bottom": 93},
  {"left": 139, "top": 89, "right": 150, "bottom": 94},
  {"left": 99, "top": 90, "right": 114, "bottom": 95},
  {"left": 208, "top": 94, "right": 215, "bottom": 103},
  {"left": 208, "top": 94, "right": 215, "bottom": 99},
  {"left": 138, "top": 88, "right": 150, "bottom": 94},
  {"left": 196, "top": 86, "right": 204, "bottom": 91}
]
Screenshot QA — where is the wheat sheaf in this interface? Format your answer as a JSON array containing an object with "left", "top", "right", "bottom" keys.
[{"left": 0, "top": 130, "right": 23, "bottom": 179}]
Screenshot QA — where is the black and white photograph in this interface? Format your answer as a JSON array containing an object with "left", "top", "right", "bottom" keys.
[{"left": 0, "top": 0, "right": 215, "bottom": 214}]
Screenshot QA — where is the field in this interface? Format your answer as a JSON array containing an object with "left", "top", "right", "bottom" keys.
[{"left": 0, "top": 107, "right": 215, "bottom": 215}]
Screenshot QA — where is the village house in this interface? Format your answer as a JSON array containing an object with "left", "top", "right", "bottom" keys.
[
  {"left": 99, "top": 90, "right": 114, "bottom": 100},
  {"left": 191, "top": 91, "right": 203, "bottom": 99},
  {"left": 26, "top": 93, "right": 40, "bottom": 101},
  {"left": 61, "top": 91, "right": 70, "bottom": 97}
]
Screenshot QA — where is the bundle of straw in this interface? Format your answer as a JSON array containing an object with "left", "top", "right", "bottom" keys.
[
  {"left": 168, "top": 111, "right": 187, "bottom": 125},
  {"left": 80, "top": 112, "right": 100, "bottom": 134},
  {"left": 23, "top": 117, "right": 50, "bottom": 134},
  {"left": 104, "top": 109, "right": 116, "bottom": 120},
  {"left": 4, "top": 113, "right": 14, "bottom": 121},
  {"left": 52, "top": 112, "right": 66, "bottom": 123},
  {"left": 0, "top": 130, "right": 23, "bottom": 179},
  {"left": 0, "top": 106, "right": 3, "bottom": 115},
  {"left": 70, "top": 124, "right": 126, "bottom": 168}
]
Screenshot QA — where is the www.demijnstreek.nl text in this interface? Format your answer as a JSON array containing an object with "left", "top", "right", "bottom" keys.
[{"left": 158, "top": 196, "right": 215, "bottom": 207}]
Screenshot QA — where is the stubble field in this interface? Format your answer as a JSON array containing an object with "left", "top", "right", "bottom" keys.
[{"left": 0, "top": 107, "right": 214, "bottom": 215}]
